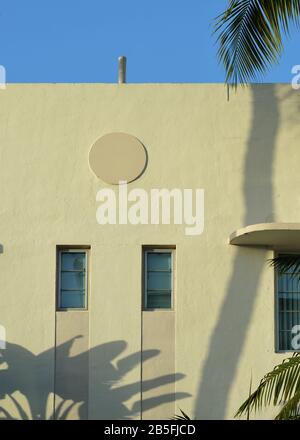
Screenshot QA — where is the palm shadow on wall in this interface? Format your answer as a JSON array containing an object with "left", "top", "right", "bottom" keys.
[
  {"left": 195, "top": 85, "right": 280, "bottom": 419},
  {"left": 0, "top": 338, "right": 190, "bottom": 420}
]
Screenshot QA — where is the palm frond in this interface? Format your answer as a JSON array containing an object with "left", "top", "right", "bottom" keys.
[
  {"left": 235, "top": 354, "right": 300, "bottom": 419},
  {"left": 215, "top": 0, "right": 300, "bottom": 86},
  {"left": 246, "top": 374, "right": 252, "bottom": 420},
  {"left": 269, "top": 255, "right": 300, "bottom": 277},
  {"left": 172, "top": 408, "right": 191, "bottom": 420},
  {"left": 275, "top": 389, "right": 300, "bottom": 419}
]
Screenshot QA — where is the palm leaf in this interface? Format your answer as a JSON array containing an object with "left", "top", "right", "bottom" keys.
[
  {"left": 236, "top": 354, "right": 300, "bottom": 419},
  {"left": 269, "top": 255, "right": 300, "bottom": 278},
  {"left": 215, "top": 0, "right": 300, "bottom": 86},
  {"left": 246, "top": 374, "right": 252, "bottom": 420},
  {"left": 275, "top": 389, "right": 300, "bottom": 419},
  {"left": 172, "top": 408, "right": 191, "bottom": 420}
]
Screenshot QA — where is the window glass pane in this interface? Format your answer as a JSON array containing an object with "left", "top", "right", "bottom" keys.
[
  {"left": 61, "top": 271, "right": 85, "bottom": 290},
  {"left": 59, "top": 251, "right": 87, "bottom": 309},
  {"left": 147, "top": 252, "right": 171, "bottom": 271},
  {"left": 278, "top": 274, "right": 285, "bottom": 293},
  {"left": 292, "top": 277, "right": 300, "bottom": 292},
  {"left": 277, "top": 256, "right": 300, "bottom": 351},
  {"left": 279, "top": 331, "right": 292, "bottom": 351},
  {"left": 279, "top": 293, "right": 300, "bottom": 310},
  {"left": 145, "top": 250, "right": 173, "bottom": 309},
  {"left": 280, "top": 311, "right": 295, "bottom": 331},
  {"left": 285, "top": 263, "right": 298, "bottom": 274},
  {"left": 147, "top": 271, "right": 171, "bottom": 291},
  {"left": 61, "top": 252, "right": 86, "bottom": 271},
  {"left": 61, "top": 291, "right": 85, "bottom": 309},
  {"left": 147, "top": 294, "right": 171, "bottom": 309}
]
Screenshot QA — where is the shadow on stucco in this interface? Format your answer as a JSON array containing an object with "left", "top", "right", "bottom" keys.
[
  {"left": 0, "top": 338, "right": 189, "bottom": 420},
  {"left": 195, "top": 85, "right": 279, "bottom": 419}
]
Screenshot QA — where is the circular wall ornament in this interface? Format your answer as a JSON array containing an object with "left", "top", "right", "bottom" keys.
[{"left": 89, "top": 132, "right": 147, "bottom": 184}]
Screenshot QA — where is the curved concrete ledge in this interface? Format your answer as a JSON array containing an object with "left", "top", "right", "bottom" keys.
[{"left": 229, "top": 223, "right": 300, "bottom": 248}]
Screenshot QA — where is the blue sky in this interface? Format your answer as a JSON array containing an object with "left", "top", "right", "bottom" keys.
[{"left": 1, "top": 0, "right": 300, "bottom": 83}]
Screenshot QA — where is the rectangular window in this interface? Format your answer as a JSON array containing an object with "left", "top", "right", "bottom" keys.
[
  {"left": 276, "top": 254, "right": 300, "bottom": 351},
  {"left": 143, "top": 248, "right": 174, "bottom": 310},
  {"left": 57, "top": 249, "right": 88, "bottom": 310}
]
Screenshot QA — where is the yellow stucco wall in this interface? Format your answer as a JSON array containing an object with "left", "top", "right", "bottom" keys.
[{"left": 0, "top": 83, "right": 299, "bottom": 419}]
